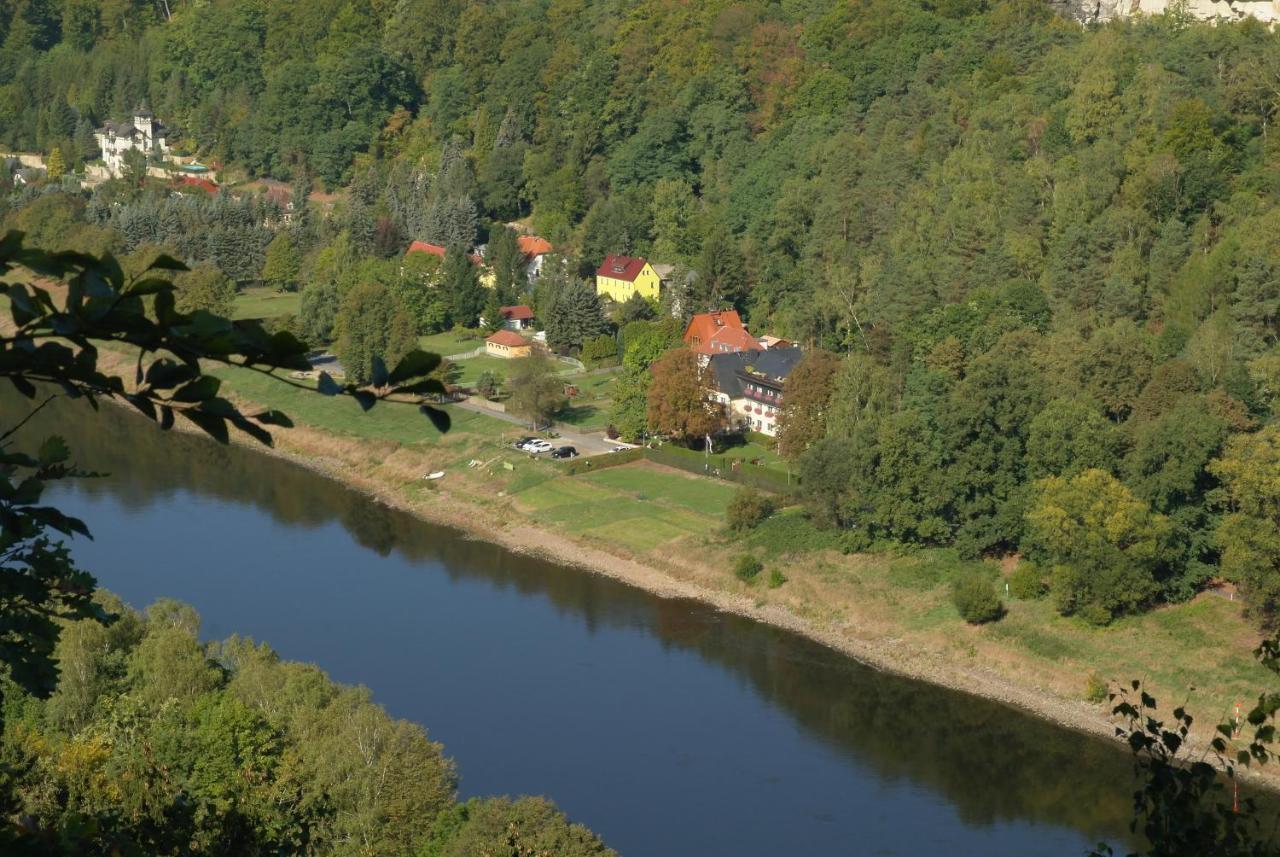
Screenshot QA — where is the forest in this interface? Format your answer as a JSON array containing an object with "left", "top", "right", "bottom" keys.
[
  {"left": 0, "top": 592, "right": 614, "bottom": 856},
  {"left": 7, "top": 0, "right": 1280, "bottom": 627}
]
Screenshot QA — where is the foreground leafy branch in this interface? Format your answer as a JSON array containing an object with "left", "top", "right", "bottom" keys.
[
  {"left": 1092, "top": 635, "right": 1280, "bottom": 857},
  {"left": 0, "top": 230, "right": 449, "bottom": 705}
]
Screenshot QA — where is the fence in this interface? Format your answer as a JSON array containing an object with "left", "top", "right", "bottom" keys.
[
  {"left": 553, "top": 444, "right": 797, "bottom": 494},
  {"left": 644, "top": 445, "right": 797, "bottom": 495},
  {"left": 555, "top": 446, "right": 645, "bottom": 476}
]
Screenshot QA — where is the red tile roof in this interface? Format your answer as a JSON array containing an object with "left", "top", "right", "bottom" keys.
[
  {"left": 683, "top": 311, "right": 756, "bottom": 355},
  {"left": 596, "top": 254, "right": 648, "bottom": 282},
  {"left": 406, "top": 240, "right": 446, "bottom": 258},
  {"left": 500, "top": 305, "right": 534, "bottom": 321},
  {"left": 486, "top": 330, "right": 531, "bottom": 347},
  {"left": 407, "top": 241, "right": 484, "bottom": 266},
  {"left": 517, "top": 236, "right": 553, "bottom": 258}
]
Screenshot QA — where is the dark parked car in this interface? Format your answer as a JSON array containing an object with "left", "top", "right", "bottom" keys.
[{"left": 551, "top": 446, "right": 579, "bottom": 459}]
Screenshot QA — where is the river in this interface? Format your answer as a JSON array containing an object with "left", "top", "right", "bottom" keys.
[{"left": 20, "top": 394, "right": 1140, "bottom": 856}]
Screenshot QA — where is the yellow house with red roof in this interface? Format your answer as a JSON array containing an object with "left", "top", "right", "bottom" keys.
[{"left": 595, "top": 254, "right": 662, "bottom": 303}]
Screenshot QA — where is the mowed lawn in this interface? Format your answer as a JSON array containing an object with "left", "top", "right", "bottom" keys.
[
  {"left": 208, "top": 364, "right": 506, "bottom": 445},
  {"left": 419, "top": 329, "right": 486, "bottom": 357},
  {"left": 450, "top": 354, "right": 518, "bottom": 386},
  {"left": 509, "top": 462, "right": 734, "bottom": 552},
  {"left": 558, "top": 368, "right": 619, "bottom": 432},
  {"left": 232, "top": 287, "right": 301, "bottom": 320}
]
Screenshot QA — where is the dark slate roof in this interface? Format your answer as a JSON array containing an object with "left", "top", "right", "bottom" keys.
[
  {"left": 707, "top": 345, "right": 804, "bottom": 399},
  {"left": 746, "top": 345, "right": 804, "bottom": 383},
  {"left": 708, "top": 350, "right": 756, "bottom": 399}
]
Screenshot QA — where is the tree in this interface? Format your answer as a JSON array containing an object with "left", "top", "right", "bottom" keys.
[
  {"left": 506, "top": 353, "right": 567, "bottom": 428},
  {"left": 486, "top": 225, "right": 525, "bottom": 304},
  {"left": 441, "top": 247, "right": 485, "bottom": 328},
  {"left": 45, "top": 146, "right": 65, "bottom": 180},
  {"left": 608, "top": 368, "right": 650, "bottom": 442},
  {"left": 581, "top": 334, "right": 618, "bottom": 368},
  {"left": 544, "top": 279, "right": 608, "bottom": 351},
  {"left": 616, "top": 293, "right": 656, "bottom": 324},
  {"left": 646, "top": 348, "right": 725, "bottom": 444},
  {"left": 334, "top": 282, "right": 418, "bottom": 385},
  {"left": 300, "top": 281, "right": 340, "bottom": 346},
  {"left": 726, "top": 486, "right": 775, "bottom": 531},
  {"left": 122, "top": 147, "right": 147, "bottom": 186},
  {"left": 1026, "top": 396, "right": 1122, "bottom": 479},
  {"left": 422, "top": 796, "right": 615, "bottom": 857},
  {"left": 174, "top": 264, "right": 236, "bottom": 316},
  {"left": 695, "top": 227, "right": 747, "bottom": 312},
  {"left": 0, "top": 234, "right": 449, "bottom": 719},
  {"left": 481, "top": 293, "right": 505, "bottom": 333},
  {"left": 1025, "top": 469, "right": 1170, "bottom": 625},
  {"left": 777, "top": 349, "right": 840, "bottom": 460},
  {"left": 797, "top": 438, "right": 863, "bottom": 529},
  {"left": 261, "top": 230, "right": 302, "bottom": 292},
  {"left": 951, "top": 572, "right": 1003, "bottom": 624},
  {"left": 621, "top": 319, "right": 681, "bottom": 372},
  {"left": 1210, "top": 426, "right": 1280, "bottom": 623}
]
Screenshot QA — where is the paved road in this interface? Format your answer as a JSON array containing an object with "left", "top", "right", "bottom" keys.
[{"left": 450, "top": 397, "right": 624, "bottom": 456}]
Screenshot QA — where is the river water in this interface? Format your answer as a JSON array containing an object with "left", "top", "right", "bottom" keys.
[{"left": 18, "top": 395, "right": 1139, "bottom": 856}]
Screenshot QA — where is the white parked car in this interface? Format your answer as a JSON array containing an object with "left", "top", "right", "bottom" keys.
[{"left": 525, "top": 440, "right": 554, "bottom": 454}]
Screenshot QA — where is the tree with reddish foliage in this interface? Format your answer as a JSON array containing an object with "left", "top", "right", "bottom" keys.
[
  {"left": 776, "top": 349, "right": 840, "bottom": 460},
  {"left": 646, "top": 348, "right": 725, "bottom": 445}
]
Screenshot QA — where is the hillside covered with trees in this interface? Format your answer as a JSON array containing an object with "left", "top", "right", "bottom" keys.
[{"left": 8, "top": 0, "right": 1280, "bottom": 626}]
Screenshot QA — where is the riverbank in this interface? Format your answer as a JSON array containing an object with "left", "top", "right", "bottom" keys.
[{"left": 101, "top": 362, "right": 1276, "bottom": 787}]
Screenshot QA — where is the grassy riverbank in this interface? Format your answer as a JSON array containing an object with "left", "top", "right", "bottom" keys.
[{"left": 111, "top": 358, "right": 1280, "bottom": 772}]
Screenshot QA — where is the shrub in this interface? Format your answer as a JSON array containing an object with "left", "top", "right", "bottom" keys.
[
  {"left": 951, "top": 572, "right": 1004, "bottom": 624},
  {"left": 726, "top": 486, "right": 776, "bottom": 532},
  {"left": 767, "top": 568, "right": 787, "bottom": 589},
  {"left": 580, "top": 334, "right": 619, "bottom": 368},
  {"left": 734, "top": 554, "right": 763, "bottom": 582},
  {"left": 1084, "top": 673, "right": 1108, "bottom": 704},
  {"left": 1008, "top": 563, "right": 1046, "bottom": 600},
  {"left": 475, "top": 370, "right": 501, "bottom": 400}
]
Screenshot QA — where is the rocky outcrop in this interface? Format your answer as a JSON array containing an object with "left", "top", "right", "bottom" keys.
[{"left": 1051, "top": 0, "right": 1280, "bottom": 24}]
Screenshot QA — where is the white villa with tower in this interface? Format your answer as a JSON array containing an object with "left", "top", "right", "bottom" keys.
[{"left": 94, "top": 105, "right": 170, "bottom": 178}]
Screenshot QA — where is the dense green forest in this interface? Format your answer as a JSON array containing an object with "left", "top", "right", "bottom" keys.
[
  {"left": 9, "top": 0, "right": 1280, "bottom": 625},
  {"left": 0, "top": 592, "right": 613, "bottom": 856}
]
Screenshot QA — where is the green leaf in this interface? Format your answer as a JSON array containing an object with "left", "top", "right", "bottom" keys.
[
  {"left": 180, "top": 409, "right": 229, "bottom": 443},
  {"left": 389, "top": 350, "right": 442, "bottom": 384},
  {"left": 252, "top": 410, "right": 294, "bottom": 428},
  {"left": 37, "top": 436, "right": 69, "bottom": 466},
  {"left": 352, "top": 390, "right": 377, "bottom": 411},
  {"left": 371, "top": 356, "right": 389, "bottom": 388},
  {"left": 8, "top": 375, "right": 36, "bottom": 399},
  {"left": 316, "top": 372, "right": 342, "bottom": 396},
  {"left": 420, "top": 405, "right": 451, "bottom": 432},
  {"left": 171, "top": 376, "right": 221, "bottom": 403},
  {"left": 147, "top": 254, "right": 188, "bottom": 272},
  {"left": 124, "top": 277, "right": 176, "bottom": 297},
  {"left": 394, "top": 379, "right": 447, "bottom": 397}
]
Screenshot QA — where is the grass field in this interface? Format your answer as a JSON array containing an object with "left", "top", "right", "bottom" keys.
[
  {"left": 208, "top": 364, "right": 506, "bottom": 445},
  {"left": 419, "top": 329, "right": 485, "bottom": 357},
  {"left": 508, "top": 461, "right": 732, "bottom": 552},
  {"left": 233, "top": 287, "right": 301, "bottom": 320},
  {"left": 450, "top": 354, "right": 517, "bottom": 386},
  {"left": 558, "top": 369, "right": 619, "bottom": 431}
]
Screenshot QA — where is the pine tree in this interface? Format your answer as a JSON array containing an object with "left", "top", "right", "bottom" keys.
[{"left": 544, "top": 280, "right": 607, "bottom": 351}]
